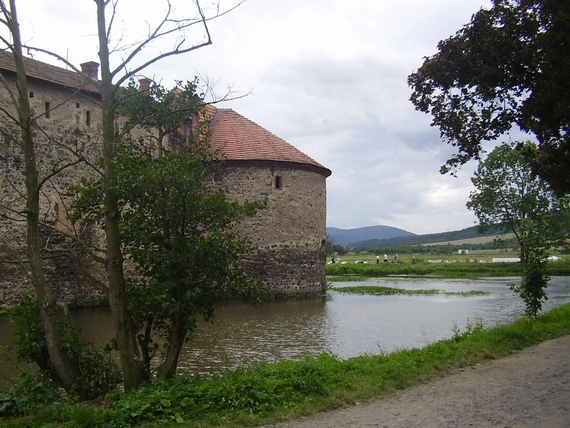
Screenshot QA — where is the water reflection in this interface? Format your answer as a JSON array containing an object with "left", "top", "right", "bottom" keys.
[
  {"left": 1, "top": 276, "right": 569, "bottom": 390},
  {"left": 179, "top": 297, "right": 334, "bottom": 373},
  {"left": 142, "top": 276, "right": 570, "bottom": 374}
]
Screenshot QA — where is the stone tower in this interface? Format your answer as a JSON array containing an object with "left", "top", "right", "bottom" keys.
[{"left": 207, "top": 107, "right": 332, "bottom": 296}]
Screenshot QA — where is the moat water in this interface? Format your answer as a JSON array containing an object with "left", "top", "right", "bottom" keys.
[{"left": 1, "top": 276, "right": 569, "bottom": 391}]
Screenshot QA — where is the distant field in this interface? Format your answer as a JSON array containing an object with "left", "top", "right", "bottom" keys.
[
  {"left": 327, "top": 248, "right": 570, "bottom": 279},
  {"left": 421, "top": 233, "right": 515, "bottom": 246},
  {"left": 337, "top": 249, "right": 520, "bottom": 264}
]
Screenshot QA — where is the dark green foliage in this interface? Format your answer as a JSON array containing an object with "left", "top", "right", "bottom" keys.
[
  {"left": 510, "top": 218, "right": 551, "bottom": 317},
  {"left": 465, "top": 142, "right": 569, "bottom": 316},
  {"left": 466, "top": 142, "right": 568, "bottom": 255},
  {"left": 7, "top": 296, "right": 53, "bottom": 375},
  {"left": 119, "top": 79, "right": 204, "bottom": 155},
  {"left": 71, "top": 80, "right": 266, "bottom": 380},
  {"left": 115, "top": 141, "right": 265, "bottom": 378},
  {"left": 3, "top": 296, "right": 121, "bottom": 403},
  {"left": 331, "top": 244, "right": 347, "bottom": 255},
  {"left": 325, "top": 233, "right": 334, "bottom": 255},
  {"left": 408, "top": 0, "right": 570, "bottom": 196},
  {"left": 0, "top": 372, "right": 59, "bottom": 417}
]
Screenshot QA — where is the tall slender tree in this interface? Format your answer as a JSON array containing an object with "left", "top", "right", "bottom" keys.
[
  {"left": 466, "top": 142, "right": 566, "bottom": 260},
  {"left": 91, "top": 0, "right": 246, "bottom": 391},
  {"left": 466, "top": 141, "right": 569, "bottom": 316},
  {"left": 0, "top": 0, "right": 81, "bottom": 393},
  {"left": 91, "top": 0, "right": 247, "bottom": 390}
]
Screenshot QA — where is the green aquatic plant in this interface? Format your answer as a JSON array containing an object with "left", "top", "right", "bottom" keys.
[
  {"left": 332, "top": 286, "right": 491, "bottom": 297},
  {"left": 451, "top": 317, "right": 485, "bottom": 341}
]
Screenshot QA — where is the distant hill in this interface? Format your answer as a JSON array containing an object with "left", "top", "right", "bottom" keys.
[
  {"left": 351, "top": 226, "right": 508, "bottom": 250},
  {"left": 327, "top": 225, "right": 508, "bottom": 249},
  {"left": 327, "top": 225, "right": 416, "bottom": 246}
]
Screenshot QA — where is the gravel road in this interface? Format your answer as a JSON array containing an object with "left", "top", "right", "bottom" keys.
[{"left": 264, "top": 335, "right": 570, "bottom": 428}]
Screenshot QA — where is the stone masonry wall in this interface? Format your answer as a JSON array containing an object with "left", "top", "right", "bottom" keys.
[
  {"left": 219, "top": 165, "right": 328, "bottom": 296},
  {"left": 0, "top": 74, "right": 105, "bottom": 307},
  {"left": 0, "top": 70, "right": 329, "bottom": 306}
]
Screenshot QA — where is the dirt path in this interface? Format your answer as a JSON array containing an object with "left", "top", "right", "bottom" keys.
[{"left": 265, "top": 335, "right": 570, "bottom": 428}]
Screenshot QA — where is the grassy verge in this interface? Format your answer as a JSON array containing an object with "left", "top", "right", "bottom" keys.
[
  {"left": 2, "top": 303, "right": 569, "bottom": 428},
  {"left": 326, "top": 256, "right": 570, "bottom": 278}
]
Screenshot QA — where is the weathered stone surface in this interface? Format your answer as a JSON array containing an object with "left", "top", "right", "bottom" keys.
[
  {"left": 221, "top": 167, "right": 328, "bottom": 296},
  {"left": 1, "top": 60, "right": 105, "bottom": 307},
  {"left": 0, "top": 52, "right": 330, "bottom": 306}
]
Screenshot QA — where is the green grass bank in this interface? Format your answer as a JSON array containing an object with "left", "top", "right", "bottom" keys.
[
  {"left": 2, "top": 302, "right": 570, "bottom": 428},
  {"left": 326, "top": 253, "right": 570, "bottom": 279}
]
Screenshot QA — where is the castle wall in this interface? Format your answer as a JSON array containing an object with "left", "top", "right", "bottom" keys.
[
  {"left": 219, "top": 165, "right": 328, "bottom": 296},
  {"left": 0, "top": 63, "right": 329, "bottom": 307},
  {"left": 0, "top": 74, "right": 105, "bottom": 307}
]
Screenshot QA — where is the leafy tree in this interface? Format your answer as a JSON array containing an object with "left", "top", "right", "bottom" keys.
[
  {"left": 510, "top": 218, "right": 550, "bottom": 317},
  {"left": 73, "top": 80, "right": 265, "bottom": 379},
  {"left": 119, "top": 142, "right": 264, "bottom": 379},
  {"left": 2, "top": 0, "right": 245, "bottom": 392},
  {"left": 91, "top": 0, "right": 245, "bottom": 391},
  {"left": 325, "top": 233, "right": 334, "bottom": 256},
  {"left": 8, "top": 296, "right": 121, "bottom": 398},
  {"left": 408, "top": 0, "right": 570, "bottom": 196},
  {"left": 466, "top": 142, "right": 569, "bottom": 315},
  {"left": 120, "top": 78, "right": 204, "bottom": 157},
  {"left": 466, "top": 142, "right": 567, "bottom": 258},
  {"left": 331, "top": 244, "right": 347, "bottom": 256}
]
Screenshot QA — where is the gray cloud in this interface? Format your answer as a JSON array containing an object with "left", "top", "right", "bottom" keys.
[{"left": 15, "top": 0, "right": 491, "bottom": 234}]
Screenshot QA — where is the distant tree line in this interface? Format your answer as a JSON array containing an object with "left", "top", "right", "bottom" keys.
[
  {"left": 352, "top": 239, "right": 514, "bottom": 255},
  {"left": 325, "top": 237, "right": 348, "bottom": 256},
  {"left": 327, "top": 239, "right": 518, "bottom": 257}
]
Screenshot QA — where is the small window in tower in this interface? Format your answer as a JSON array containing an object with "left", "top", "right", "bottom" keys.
[
  {"left": 76, "top": 103, "right": 80, "bottom": 108},
  {"left": 29, "top": 91, "right": 34, "bottom": 98},
  {"left": 86, "top": 111, "right": 91, "bottom": 127},
  {"left": 45, "top": 102, "right": 50, "bottom": 119},
  {"left": 275, "top": 175, "right": 283, "bottom": 189}
]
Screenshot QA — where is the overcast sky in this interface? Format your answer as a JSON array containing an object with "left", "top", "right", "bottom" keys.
[{"left": 12, "top": 0, "right": 495, "bottom": 235}]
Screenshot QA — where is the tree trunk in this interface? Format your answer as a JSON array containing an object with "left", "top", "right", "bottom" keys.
[
  {"left": 6, "top": 0, "right": 81, "bottom": 393},
  {"left": 140, "top": 315, "right": 155, "bottom": 380},
  {"left": 95, "top": 0, "right": 144, "bottom": 391},
  {"left": 156, "top": 316, "right": 188, "bottom": 379}
]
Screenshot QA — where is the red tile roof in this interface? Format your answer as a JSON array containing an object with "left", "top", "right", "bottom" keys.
[
  {"left": 0, "top": 50, "right": 331, "bottom": 177},
  {"left": 0, "top": 49, "right": 99, "bottom": 94},
  {"left": 209, "top": 107, "right": 331, "bottom": 177}
]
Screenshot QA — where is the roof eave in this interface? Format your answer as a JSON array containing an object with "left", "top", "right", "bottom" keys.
[{"left": 220, "top": 159, "right": 332, "bottom": 178}]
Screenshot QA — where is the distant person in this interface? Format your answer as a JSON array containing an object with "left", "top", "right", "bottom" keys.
[
  {"left": 337, "top": 256, "right": 341, "bottom": 264},
  {"left": 394, "top": 254, "right": 398, "bottom": 263},
  {"left": 331, "top": 255, "right": 335, "bottom": 264},
  {"left": 376, "top": 255, "right": 380, "bottom": 264},
  {"left": 384, "top": 254, "right": 388, "bottom": 263}
]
